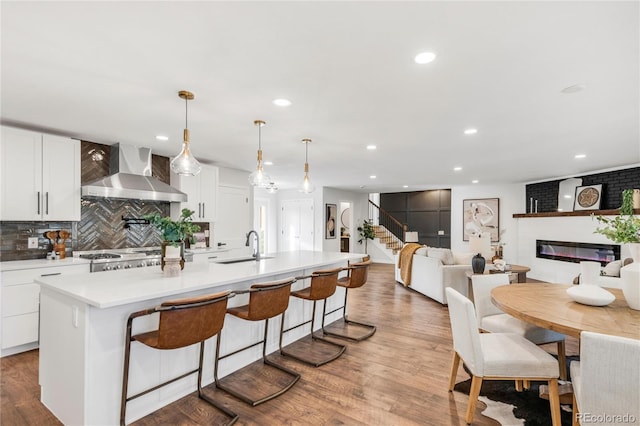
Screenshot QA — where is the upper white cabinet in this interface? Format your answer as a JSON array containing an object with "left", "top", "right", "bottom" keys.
[
  {"left": 172, "top": 164, "right": 218, "bottom": 222},
  {"left": 1, "top": 126, "right": 81, "bottom": 221}
]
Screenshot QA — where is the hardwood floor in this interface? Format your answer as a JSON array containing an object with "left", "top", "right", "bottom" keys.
[{"left": 1, "top": 263, "right": 577, "bottom": 425}]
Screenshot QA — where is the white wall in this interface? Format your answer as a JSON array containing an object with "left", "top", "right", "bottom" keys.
[
  {"left": 450, "top": 184, "right": 524, "bottom": 261},
  {"left": 321, "top": 187, "right": 369, "bottom": 254},
  {"left": 515, "top": 215, "right": 638, "bottom": 283}
]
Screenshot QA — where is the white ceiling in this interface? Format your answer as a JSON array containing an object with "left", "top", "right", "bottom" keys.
[{"left": 1, "top": 1, "right": 638, "bottom": 193}]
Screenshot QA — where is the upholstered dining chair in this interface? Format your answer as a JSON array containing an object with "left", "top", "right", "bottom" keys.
[
  {"left": 446, "top": 288, "right": 561, "bottom": 425},
  {"left": 570, "top": 331, "right": 640, "bottom": 426},
  {"left": 471, "top": 273, "right": 567, "bottom": 380}
]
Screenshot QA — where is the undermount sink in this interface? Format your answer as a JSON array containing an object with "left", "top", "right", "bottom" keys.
[{"left": 213, "top": 256, "right": 274, "bottom": 264}]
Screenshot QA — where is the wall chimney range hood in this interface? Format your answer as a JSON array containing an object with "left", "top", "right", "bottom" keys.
[{"left": 81, "top": 143, "right": 187, "bottom": 202}]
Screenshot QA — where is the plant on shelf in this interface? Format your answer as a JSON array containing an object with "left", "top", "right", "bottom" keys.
[
  {"left": 357, "top": 219, "right": 376, "bottom": 253},
  {"left": 593, "top": 189, "right": 640, "bottom": 244},
  {"left": 145, "top": 208, "right": 200, "bottom": 246}
]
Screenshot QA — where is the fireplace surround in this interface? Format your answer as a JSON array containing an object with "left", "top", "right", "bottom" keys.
[{"left": 536, "top": 239, "right": 620, "bottom": 266}]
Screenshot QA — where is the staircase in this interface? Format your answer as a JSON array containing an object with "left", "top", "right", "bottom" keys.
[
  {"left": 363, "top": 200, "right": 409, "bottom": 263},
  {"left": 374, "top": 225, "right": 403, "bottom": 254}
]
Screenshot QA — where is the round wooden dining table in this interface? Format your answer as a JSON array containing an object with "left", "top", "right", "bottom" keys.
[{"left": 491, "top": 283, "right": 640, "bottom": 340}]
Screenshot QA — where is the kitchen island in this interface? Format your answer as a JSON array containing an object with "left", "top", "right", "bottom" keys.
[{"left": 36, "top": 250, "right": 361, "bottom": 425}]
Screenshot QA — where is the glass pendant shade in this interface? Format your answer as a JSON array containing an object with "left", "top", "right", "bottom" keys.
[
  {"left": 299, "top": 171, "right": 315, "bottom": 193},
  {"left": 170, "top": 131, "right": 201, "bottom": 176},
  {"left": 171, "top": 91, "right": 202, "bottom": 176},
  {"left": 248, "top": 120, "right": 271, "bottom": 187},
  {"left": 298, "top": 138, "right": 315, "bottom": 193}
]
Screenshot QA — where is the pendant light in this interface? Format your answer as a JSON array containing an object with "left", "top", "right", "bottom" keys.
[
  {"left": 170, "top": 90, "right": 202, "bottom": 176},
  {"left": 298, "top": 138, "right": 315, "bottom": 193},
  {"left": 248, "top": 120, "right": 271, "bottom": 187},
  {"left": 266, "top": 182, "right": 278, "bottom": 194}
]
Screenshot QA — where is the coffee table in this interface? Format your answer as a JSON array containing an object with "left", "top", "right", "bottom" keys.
[{"left": 466, "top": 264, "right": 531, "bottom": 302}]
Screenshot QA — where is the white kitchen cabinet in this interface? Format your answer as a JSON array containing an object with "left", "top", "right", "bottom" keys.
[
  {"left": 0, "top": 126, "right": 81, "bottom": 221},
  {"left": 172, "top": 164, "right": 218, "bottom": 222},
  {"left": 1, "top": 263, "right": 89, "bottom": 356}
]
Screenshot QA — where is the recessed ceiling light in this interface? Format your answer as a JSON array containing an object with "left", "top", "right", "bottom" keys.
[
  {"left": 472, "top": 180, "right": 479, "bottom": 184},
  {"left": 414, "top": 52, "right": 436, "bottom": 64},
  {"left": 564, "top": 194, "right": 572, "bottom": 199},
  {"left": 575, "top": 154, "right": 586, "bottom": 159},
  {"left": 453, "top": 166, "right": 462, "bottom": 172},
  {"left": 464, "top": 128, "right": 478, "bottom": 135},
  {"left": 264, "top": 161, "right": 273, "bottom": 166},
  {"left": 403, "top": 185, "right": 409, "bottom": 188},
  {"left": 156, "top": 135, "right": 169, "bottom": 141},
  {"left": 561, "top": 84, "right": 586, "bottom": 94},
  {"left": 273, "top": 98, "right": 292, "bottom": 107},
  {"left": 369, "top": 175, "right": 377, "bottom": 179},
  {"left": 366, "top": 145, "right": 377, "bottom": 150}
]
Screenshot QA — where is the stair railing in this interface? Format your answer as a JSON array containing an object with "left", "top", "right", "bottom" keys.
[{"left": 368, "top": 200, "right": 408, "bottom": 244}]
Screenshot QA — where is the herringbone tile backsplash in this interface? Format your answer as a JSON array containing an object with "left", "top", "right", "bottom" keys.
[{"left": 77, "top": 198, "right": 169, "bottom": 251}]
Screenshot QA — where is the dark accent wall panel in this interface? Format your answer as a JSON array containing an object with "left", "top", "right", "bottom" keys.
[
  {"left": 380, "top": 189, "right": 451, "bottom": 248},
  {"left": 81, "top": 141, "right": 111, "bottom": 184},
  {"left": 152, "top": 154, "right": 171, "bottom": 184},
  {"left": 526, "top": 167, "right": 640, "bottom": 213}
]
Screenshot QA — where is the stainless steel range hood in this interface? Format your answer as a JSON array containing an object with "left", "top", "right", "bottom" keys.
[{"left": 81, "top": 144, "right": 187, "bottom": 202}]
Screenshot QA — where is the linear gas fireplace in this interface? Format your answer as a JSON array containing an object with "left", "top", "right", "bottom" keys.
[{"left": 536, "top": 240, "right": 620, "bottom": 266}]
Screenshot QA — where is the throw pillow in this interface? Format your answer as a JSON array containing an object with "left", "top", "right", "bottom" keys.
[
  {"left": 415, "top": 246, "right": 428, "bottom": 256},
  {"left": 453, "top": 252, "right": 475, "bottom": 265},
  {"left": 602, "top": 260, "right": 622, "bottom": 277},
  {"left": 427, "top": 248, "right": 455, "bottom": 265}
]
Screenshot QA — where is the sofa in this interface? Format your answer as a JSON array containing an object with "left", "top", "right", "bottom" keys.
[{"left": 395, "top": 247, "right": 475, "bottom": 304}]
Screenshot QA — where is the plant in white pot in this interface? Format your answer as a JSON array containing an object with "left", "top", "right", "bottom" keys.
[
  {"left": 357, "top": 219, "right": 376, "bottom": 254},
  {"left": 593, "top": 189, "right": 640, "bottom": 309},
  {"left": 145, "top": 208, "right": 200, "bottom": 271}
]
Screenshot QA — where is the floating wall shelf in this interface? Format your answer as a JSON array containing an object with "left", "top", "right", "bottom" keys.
[{"left": 513, "top": 209, "right": 640, "bottom": 218}]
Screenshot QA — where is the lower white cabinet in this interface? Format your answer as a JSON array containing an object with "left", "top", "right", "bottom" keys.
[{"left": 1, "top": 263, "right": 89, "bottom": 356}]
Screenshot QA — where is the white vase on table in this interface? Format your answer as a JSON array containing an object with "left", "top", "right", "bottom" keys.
[{"left": 621, "top": 243, "right": 640, "bottom": 310}]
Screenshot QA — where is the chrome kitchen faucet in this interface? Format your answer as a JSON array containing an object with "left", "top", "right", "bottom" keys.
[{"left": 245, "top": 230, "right": 260, "bottom": 261}]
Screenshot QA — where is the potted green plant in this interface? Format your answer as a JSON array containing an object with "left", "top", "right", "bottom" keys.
[
  {"left": 357, "top": 219, "right": 376, "bottom": 254},
  {"left": 145, "top": 208, "right": 200, "bottom": 270},
  {"left": 593, "top": 189, "right": 640, "bottom": 245},
  {"left": 593, "top": 189, "right": 640, "bottom": 310}
]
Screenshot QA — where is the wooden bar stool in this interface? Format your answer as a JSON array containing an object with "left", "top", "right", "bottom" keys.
[
  {"left": 323, "top": 260, "right": 376, "bottom": 341},
  {"left": 120, "top": 290, "right": 238, "bottom": 426},
  {"left": 279, "top": 267, "right": 346, "bottom": 366},
  {"left": 214, "top": 277, "right": 300, "bottom": 406}
]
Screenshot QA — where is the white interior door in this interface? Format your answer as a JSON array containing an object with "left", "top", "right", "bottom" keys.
[
  {"left": 281, "top": 199, "right": 314, "bottom": 252},
  {"left": 215, "top": 186, "right": 250, "bottom": 249}
]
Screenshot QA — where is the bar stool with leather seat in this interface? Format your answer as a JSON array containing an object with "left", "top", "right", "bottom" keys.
[
  {"left": 214, "top": 277, "right": 300, "bottom": 406},
  {"left": 323, "top": 260, "right": 376, "bottom": 341},
  {"left": 279, "top": 267, "right": 346, "bottom": 366},
  {"left": 120, "top": 290, "right": 238, "bottom": 426}
]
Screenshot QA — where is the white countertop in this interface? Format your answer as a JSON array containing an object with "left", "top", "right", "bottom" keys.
[
  {"left": 36, "top": 251, "right": 361, "bottom": 309},
  {"left": 0, "top": 257, "right": 92, "bottom": 272}
]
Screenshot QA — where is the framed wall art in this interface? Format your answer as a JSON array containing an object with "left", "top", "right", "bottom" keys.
[
  {"left": 325, "top": 203, "right": 337, "bottom": 239},
  {"left": 463, "top": 198, "right": 500, "bottom": 242},
  {"left": 573, "top": 184, "right": 602, "bottom": 211}
]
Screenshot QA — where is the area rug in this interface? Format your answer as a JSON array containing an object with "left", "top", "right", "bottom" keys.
[{"left": 454, "top": 378, "right": 573, "bottom": 426}]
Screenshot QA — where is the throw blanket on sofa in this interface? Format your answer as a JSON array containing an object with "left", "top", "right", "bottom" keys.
[{"left": 398, "top": 243, "right": 423, "bottom": 286}]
